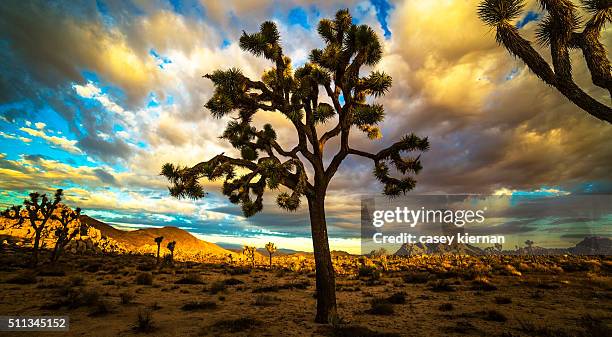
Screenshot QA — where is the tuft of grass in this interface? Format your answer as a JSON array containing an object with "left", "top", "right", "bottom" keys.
[
  {"left": 438, "top": 303, "right": 454, "bottom": 311},
  {"left": 89, "top": 299, "right": 111, "bottom": 317},
  {"left": 386, "top": 292, "right": 406, "bottom": 304},
  {"left": 483, "top": 309, "right": 507, "bottom": 322},
  {"left": 428, "top": 279, "right": 455, "bottom": 292},
  {"left": 6, "top": 270, "right": 38, "bottom": 284},
  {"left": 133, "top": 308, "right": 155, "bottom": 333},
  {"left": 494, "top": 296, "right": 512, "bottom": 304},
  {"left": 175, "top": 272, "right": 204, "bottom": 285},
  {"left": 212, "top": 317, "right": 260, "bottom": 333},
  {"left": 223, "top": 277, "right": 244, "bottom": 285},
  {"left": 254, "top": 294, "right": 281, "bottom": 306},
  {"left": 69, "top": 275, "right": 84, "bottom": 287},
  {"left": 209, "top": 281, "right": 226, "bottom": 294},
  {"left": 119, "top": 291, "right": 135, "bottom": 305},
  {"left": 402, "top": 272, "right": 430, "bottom": 284},
  {"left": 181, "top": 301, "right": 217, "bottom": 311},
  {"left": 365, "top": 298, "right": 394, "bottom": 316},
  {"left": 135, "top": 272, "right": 153, "bottom": 286}
]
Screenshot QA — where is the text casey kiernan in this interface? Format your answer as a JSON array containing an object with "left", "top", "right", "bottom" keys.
[{"left": 372, "top": 232, "right": 505, "bottom": 245}]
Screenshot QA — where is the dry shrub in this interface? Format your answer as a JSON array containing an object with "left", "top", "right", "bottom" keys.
[
  {"left": 134, "top": 308, "right": 155, "bottom": 333},
  {"left": 175, "top": 272, "right": 204, "bottom": 284},
  {"left": 181, "top": 301, "right": 217, "bottom": 311},
  {"left": 254, "top": 294, "right": 281, "bottom": 306},
  {"left": 366, "top": 298, "right": 394, "bottom": 315},
  {"left": 135, "top": 272, "right": 153, "bottom": 285}
]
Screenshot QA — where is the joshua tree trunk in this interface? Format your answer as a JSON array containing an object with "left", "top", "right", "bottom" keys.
[
  {"left": 307, "top": 190, "right": 337, "bottom": 324},
  {"left": 51, "top": 237, "right": 62, "bottom": 262},
  {"left": 268, "top": 253, "right": 272, "bottom": 267},
  {"left": 31, "top": 231, "right": 41, "bottom": 267},
  {"left": 156, "top": 244, "right": 161, "bottom": 264}
]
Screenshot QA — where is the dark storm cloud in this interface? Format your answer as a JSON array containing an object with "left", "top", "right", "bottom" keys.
[
  {"left": 93, "top": 168, "right": 118, "bottom": 185},
  {"left": 77, "top": 135, "right": 134, "bottom": 163}
]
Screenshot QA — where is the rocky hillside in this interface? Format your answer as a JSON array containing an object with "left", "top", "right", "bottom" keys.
[
  {"left": 79, "top": 215, "right": 233, "bottom": 257},
  {"left": 395, "top": 242, "right": 483, "bottom": 256},
  {"left": 570, "top": 236, "right": 612, "bottom": 255}
]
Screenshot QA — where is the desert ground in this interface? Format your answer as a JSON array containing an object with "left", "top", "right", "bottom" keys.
[{"left": 0, "top": 247, "right": 610, "bottom": 337}]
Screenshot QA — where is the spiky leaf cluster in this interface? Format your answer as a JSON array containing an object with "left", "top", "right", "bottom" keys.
[{"left": 372, "top": 134, "right": 430, "bottom": 197}]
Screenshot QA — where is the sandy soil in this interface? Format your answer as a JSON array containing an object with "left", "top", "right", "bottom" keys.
[{"left": 0, "top": 249, "right": 610, "bottom": 337}]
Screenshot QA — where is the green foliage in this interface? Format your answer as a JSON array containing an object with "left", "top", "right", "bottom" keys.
[
  {"left": 352, "top": 104, "right": 384, "bottom": 126},
  {"left": 477, "top": 0, "right": 525, "bottom": 26},
  {"left": 314, "top": 103, "right": 335, "bottom": 124},
  {"left": 239, "top": 21, "right": 281, "bottom": 59}
]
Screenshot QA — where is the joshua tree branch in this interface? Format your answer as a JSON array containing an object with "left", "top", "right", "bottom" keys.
[{"left": 497, "top": 23, "right": 611, "bottom": 123}]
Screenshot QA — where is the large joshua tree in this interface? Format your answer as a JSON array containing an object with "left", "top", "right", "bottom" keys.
[
  {"left": 161, "top": 9, "right": 429, "bottom": 323},
  {"left": 478, "top": 0, "right": 611, "bottom": 123},
  {"left": 2, "top": 189, "right": 63, "bottom": 266}
]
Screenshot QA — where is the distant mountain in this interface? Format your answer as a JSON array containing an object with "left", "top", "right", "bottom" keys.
[
  {"left": 395, "top": 242, "right": 483, "bottom": 256},
  {"left": 392, "top": 236, "right": 612, "bottom": 256},
  {"left": 80, "top": 215, "right": 233, "bottom": 257},
  {"left": 570, "top": 236, "right": 612, "bottom": 255}
]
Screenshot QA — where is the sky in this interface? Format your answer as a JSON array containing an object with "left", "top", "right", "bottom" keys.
[{"left": 0, "top": 0, "right": 610, "bottom": 253}]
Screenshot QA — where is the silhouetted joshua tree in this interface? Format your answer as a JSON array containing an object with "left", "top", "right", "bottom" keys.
[
  {"left": 50, "top": 206, "right": 82, "bottom": 262},
  {"left": 243, "top": 245, "right": 257, "bottom": 268},
  {"left": 525, "top": 239, "right": 535, "bottom": 255},
  {"left": 478, "top": 0, "right": 611, "bottom": 123},
  {"left": 161, "top": 9, "right": 429, "bottom": 323},
  {"left": 265, "top": 242, "right": 277, "bottom": 267},
  {"left": 167, "top": 241, "right": 176, "bottom": 264},
  {"left": 154, "top": 236, "right": 164, "bottom": 264},
  {"left": 2, "top": 189, "right": 63, "bottom": 266}
]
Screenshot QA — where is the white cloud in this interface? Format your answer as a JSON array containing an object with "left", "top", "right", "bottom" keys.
[{"left": 18, "top": 127, "right": 82, "bottom": 153}]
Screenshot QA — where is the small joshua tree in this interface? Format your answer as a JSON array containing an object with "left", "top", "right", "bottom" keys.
[
  {"left": 161, "top": 9, "right": 429, "bottom": 322},
  {"left": 227, "top": 253, "right": 234, "bottom": 264},
  {"left": 154, "top": 236, "right": 164, "bottom": 264},
  {"left": 265, "top": 242, "right": 277, "bottom": 267},
  {"left": 2, "top": 189, "right": 63, "bottom": 266},
  {"left": 478, "top": 0, "right": 611, "bottom": 123},
  {"left": 167, "top": 241, "right": 176, "bottom": 264},
  {"left": 525, "top": 239, "right": 534, "bottom": 255},
  {"left": 50, "top": 206, "right": 82, "bottom": 262},
  {"left": 243, "top": 245, "right": 256, "bottom": 268}
]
